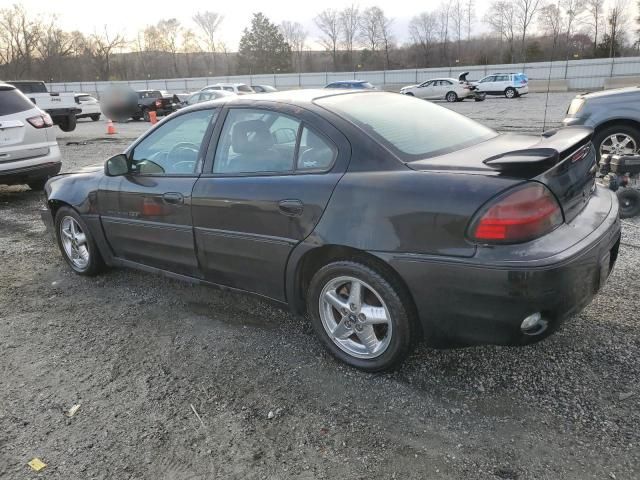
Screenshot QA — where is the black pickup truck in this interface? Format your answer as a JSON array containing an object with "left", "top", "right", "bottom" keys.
[{"left": 132, "top": 90, "right": 180, "bottom": 121}]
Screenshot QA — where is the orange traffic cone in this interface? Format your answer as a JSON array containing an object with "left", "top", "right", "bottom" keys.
[{"left": 106, "top": 119, "right": 116, "bottom": 135}]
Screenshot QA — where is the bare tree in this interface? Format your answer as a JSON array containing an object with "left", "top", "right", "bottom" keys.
[
  {"left": 86, "top": 27, "right": 125, "bottom": 80},
  {"left": 585, "top": 0, "right": 604, "bottom": 54},
  {"left": 409, "top": 12, "right": 438, "bottom": 66},
  {"left": 340, "top": 5, "right": 360, "bottom": 69},
  {"left": 562, "top": 0, "right": 586, "bottom": 60},
  {"left": 0, "top": 4, "right": 42, "bottom": 78},
  {"left": 280, "top": 21, "right": 307, "bottom": 72},
  {"left": 377, "top": 8, "right": 395, "bottom": 69},
  {"left": 486, "top": 0, "right": 517, "bottom": 62},
  {"left": 157, "top": 19, "right": 181, "bottom": 76},
  {"left": 466, "top": 0, "right": 475, "bottom": 41},
  {"left": 606, "top": 0, "right": 628, "bottom": 57},
  {"left": 539, "top": 3, "right": 564, "bottom": 50},
  {"left": 37, "top": 18, "right": 73, "bottom": 81},
  {"left": 451, "top": 0, "right": 465, "bottom": 59},
  {"left": 193, "top": 11, "right": 223, "bottom": 75},
  {"left": 315, "top": 9, "right": 341, "bottom": 70},
  {"left": 181, "top": 28, "right": 199, "bottom": 77},
  {"left": 436, "top": 2, "right": 452, "bottom": 65},
  {"left": 515, "top": 0, "right": 542, "bottom": 61}
]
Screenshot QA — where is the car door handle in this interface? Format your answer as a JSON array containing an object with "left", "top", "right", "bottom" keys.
[
  {"left": 278, "top": 199, "right": 304, "bottom": 216},
  {"left": 162, "top": 192, "right": 184, "bottom": 205}
]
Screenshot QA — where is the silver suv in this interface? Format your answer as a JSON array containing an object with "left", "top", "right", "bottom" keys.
[{"left": 0, "top": 82, "right": 61, "bottom": 190}]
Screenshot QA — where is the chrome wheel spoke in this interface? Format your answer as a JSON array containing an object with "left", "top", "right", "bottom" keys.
[
  {"left": 355, "top": 325, "right": 380, "bottom": 354},
  {"left": 324, "top": 290, "right": 348, "bottom": 314},
  {"left": 360, "top": 305, "right": 389, "bottom": 325},
  {"left": 347, "top": 281, "right": 362, "bottom": 311},
  {"left": 75, "top": 233, "right": 87, "bottom": 246}
]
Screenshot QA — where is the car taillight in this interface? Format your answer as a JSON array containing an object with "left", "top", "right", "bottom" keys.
[
  {"left": 468, "top": 183, "right": 563, "bottom": 244},
  {"left": 27, "top": 114, "right": 53, "bottom": 129},
  {"left": 155, "top": 100, "right": 162, "bottom": 107}
]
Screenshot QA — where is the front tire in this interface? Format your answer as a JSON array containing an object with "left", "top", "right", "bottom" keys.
[
  {"left": 445, "top": 91, "right": 458, "bottom": 103},
  {"left": 617, "top": 188, "right": 640, "bottom": 218},
  {"left": 143, "top": 109, "right": 151, "bottom": 122},
  {"left": 306, "top": 261, "right": 415, "bottom": 372},
  {"left": 54, "top": 207, "right": 104, "bottom": 276},
  {"left": 91, "top": 114, "right": 101, "bottom": 122}
]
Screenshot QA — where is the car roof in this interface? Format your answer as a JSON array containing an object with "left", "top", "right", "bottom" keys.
[
  {"left": 424, "top": 78, "right": 457, "bottom": 82},
  {"left": 179, "top": 88, "right": 371, "bottom": 114},
  {"left": 330, "top": 80, "right": 367, "bottom": 84}
]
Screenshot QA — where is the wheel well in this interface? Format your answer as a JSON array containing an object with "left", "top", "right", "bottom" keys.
[
  {"left": 594, "top": 118, "right": 640, "bottom": 135},
  {"left": 293, "top": 245, "right": 421, "bottom": 336},
  {"left": 47, "top": 199, "right": 72, "bottom": 219}
]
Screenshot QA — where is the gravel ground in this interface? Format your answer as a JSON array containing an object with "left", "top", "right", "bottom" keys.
[{"left": 1, "top": 93, "right": 639, "bottom": 479}]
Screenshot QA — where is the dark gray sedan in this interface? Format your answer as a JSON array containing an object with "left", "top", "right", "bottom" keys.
[
  {"left": 42, "top": 90, "right": 621, "bottom": 371},
  {"left": 563, "top": 87, "right": 640, "bottom": 159}
]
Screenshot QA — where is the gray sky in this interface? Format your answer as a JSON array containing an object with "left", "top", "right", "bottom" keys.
[{"left": 18, "top": 0, "right": 492, "bottom": 49}]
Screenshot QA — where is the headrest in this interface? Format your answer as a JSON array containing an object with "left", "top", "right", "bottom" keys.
[{"left": 232, "top": 120, "right": 273, "bottom": 154}]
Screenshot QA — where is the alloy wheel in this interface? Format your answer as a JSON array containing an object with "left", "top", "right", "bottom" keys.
[
  {"left": 600, "top": 133, "right": 637, "bottom": 156},
  {"left": 505, "top": 88, "right": 515, "bottom": 98},
  {"left": 319, "top": 276, "right": 392, "bottom": 359},
  {"left": 60, "top": 216, "right": 90, "bottom": 270}
]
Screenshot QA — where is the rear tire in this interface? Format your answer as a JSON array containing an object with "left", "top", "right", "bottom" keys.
[
  {"left": 58, "top": 115, "right": 77, "bottom": 132},
  {"left": 617, "top": 188, "right": 640, "bottom": 218},
  {"left": 445, "top": 91, "right": 458, "bottom": 103},
  {"left": 143, "top": 109, "right": 151, "bottom": 122},
  {"left": 54, "top": 206, "right": 105, "bottom": 276},
  {"left": 306, "top": 260, "right": 415, "bottom": 372},
  {"left": 505, "top": 87, "right": 516, "bottom": 99}
]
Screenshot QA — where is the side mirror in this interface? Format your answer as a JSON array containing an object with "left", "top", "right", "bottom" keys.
[{"left": 104, "top": 154, "right": 129, "bottom": 177}]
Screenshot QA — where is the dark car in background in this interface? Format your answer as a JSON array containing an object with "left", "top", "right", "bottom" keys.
[
  {"left": 42, "top": 90, "right": 620, "bottom": 371},
  {"left": 563, "top": 87, "right": 640, "bottom": 159},
  {"left": 132, "top": 90, "right": 180, "bottom": 121},
  {"left": 325, "top": 80, "right": 375, "bottom": 90}
]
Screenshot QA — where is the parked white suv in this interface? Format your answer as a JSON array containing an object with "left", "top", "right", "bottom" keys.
[
  {"left": 400, "top": 78, "right": 473, "bottom": 102},
  {"left": 200, "top": 83, "right": 254, "bottom": 95},
  {"left": 0, "top": 82, "right": 61, "bottom": 190},
  {"left": 473, "top": 73, "right": 529, "bottom": 98}
]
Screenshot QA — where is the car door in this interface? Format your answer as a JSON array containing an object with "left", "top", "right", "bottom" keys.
[
  {"left": 439, "top": 80, "right": 454, "bottom": 99},
  {"left": 191, "top": 104, "right": 350, "bottom": 301},
  {"left": 99, "top": 108, "right": 217, "bottom": 276},
  {"left": 476, "top": 76, "right": 495, "bottom": 93},
  {"left": 494, "top": 74, "right": 508, "bottom": 93},
  {"left": 415, "top": 81, "right": 433, "bottom": 99}
]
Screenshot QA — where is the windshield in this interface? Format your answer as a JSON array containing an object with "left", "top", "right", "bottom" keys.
[{"left": 316, "top": 92, "right": 497, "bottom": 160}]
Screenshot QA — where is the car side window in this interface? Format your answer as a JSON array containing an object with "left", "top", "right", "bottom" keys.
[
  {"left": 481, "top": 76, "right": 495, "bottom": 83},
  {"left": 130, "top": 109, "right": 215, "bottom": 175},
  {"left": 442, "top": 80, "right": 452, "bottom": 85},
  {"left": 213, "top": 109, "right": 301, "bottom": 174},
  {"left": 297, "top": 127, "right": 336, "bottom": 171}
]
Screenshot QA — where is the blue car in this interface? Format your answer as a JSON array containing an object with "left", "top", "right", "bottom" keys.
[{"left": 325, "top": 80, "right": 375, "bottom": 90}]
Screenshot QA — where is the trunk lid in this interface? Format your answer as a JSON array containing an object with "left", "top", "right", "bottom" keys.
[{"left": 408, "top": 126, "right": 597, "bottom": 222}]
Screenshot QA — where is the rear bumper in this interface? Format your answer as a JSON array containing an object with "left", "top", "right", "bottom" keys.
[
  {"left": 0, "top": 143, "right": 62, "bottom": 186},
  {"left": 377, "top": 187, "right": 621, "bottom": 347},
  {"left": 517, "top": 85, "right": 529, "bottom": 95}
]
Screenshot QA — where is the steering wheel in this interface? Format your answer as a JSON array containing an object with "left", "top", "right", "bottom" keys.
[{"left": 168, "top": 142, "right": 200, "bottom": 173}]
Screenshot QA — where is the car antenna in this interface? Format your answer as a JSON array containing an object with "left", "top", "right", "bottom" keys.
[{"left": 542, "top": 0, "right": 561, "bottom": 133}]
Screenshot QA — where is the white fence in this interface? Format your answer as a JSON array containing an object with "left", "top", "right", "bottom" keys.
[{"left": 49, "top": 56, "right": 640, "bottom": 96}]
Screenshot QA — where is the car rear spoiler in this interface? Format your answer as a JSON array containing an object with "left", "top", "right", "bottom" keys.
[{"left": 483, "top": 126, "right": 593, "bottom": 173}]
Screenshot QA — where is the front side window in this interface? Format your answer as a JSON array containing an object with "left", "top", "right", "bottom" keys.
[
  {"left": 213, "top": 109, "right": 301, "bottom": 174},
  {"left": 131, "top": 109, "right": 215, "bottom": 175},
  {"left": 481, "top": 76, "right": 495, "bottom": 83},
  {"left": 237, "top": 84, "right": 253, "bottom": 93},
  {"left": 420, "top": 81, "right": 432, "bottom": 87},
  {"left": 316, "top": 92, "right": 496, "bottom": 161}
]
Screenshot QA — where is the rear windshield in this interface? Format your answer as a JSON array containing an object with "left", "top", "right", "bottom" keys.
[
  {"left": 514, "top": 74, "right": 528, "bottom": 83},
  {"left": 9, "top": 82, "right": 47, "bottom": 94},
  {"left": 237, "top": 84, "right": 253, "bottom": 92},
  {"left": 0, "top": 87, "right": 35, "bottom": 116},
  {"left": 316, "top": 92, "right": 497, "bottom": 160},
  {"left": 359, "top": 82, "right": 374, "bottom": 89}
]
